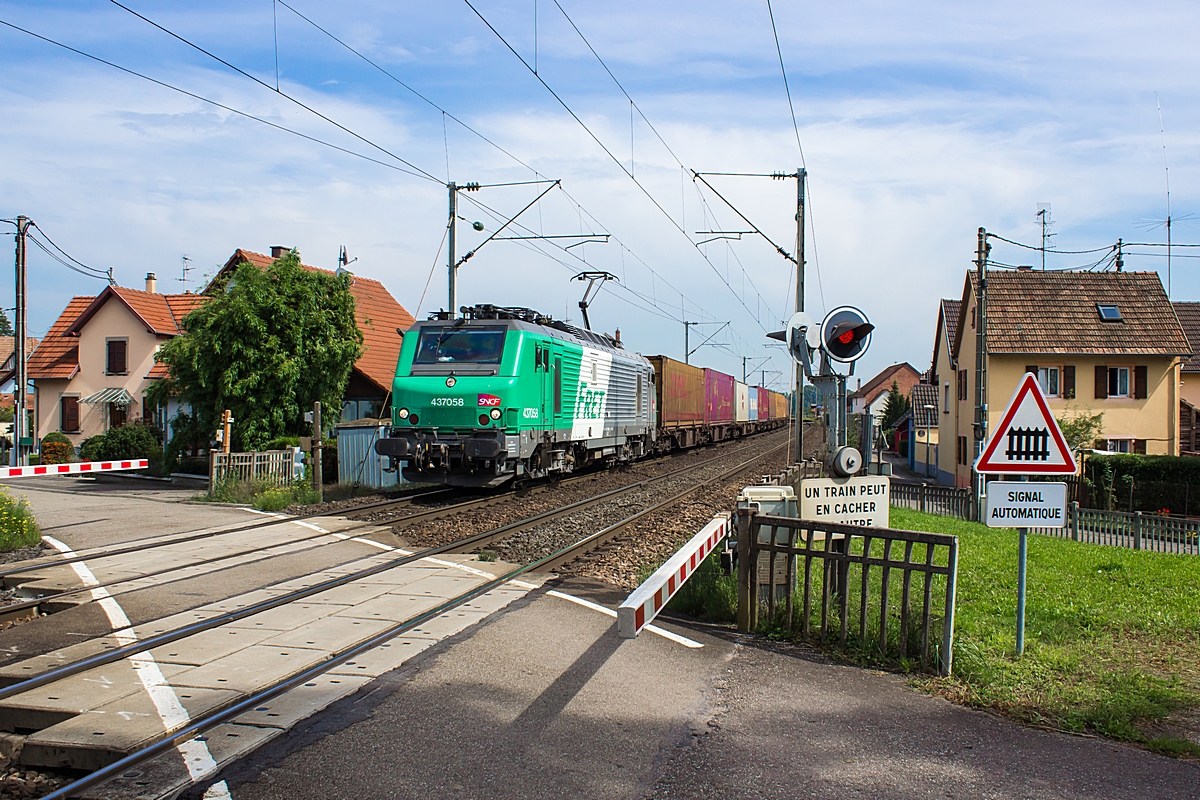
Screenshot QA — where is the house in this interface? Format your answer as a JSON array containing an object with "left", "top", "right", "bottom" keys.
[
  {"left": 1173, "top": 302, "right": 1200, "bottom": 407},
  {"left": 907, "top": 382, "right": 940, "bottom": 478},
  {"left": 27, "top": 275, "right": 205, "bottom": 447},
  {"left": 206, "top": 248, "right": 415, "bottom": 422},
  {"left": 28, "top": 247, "right": 415, "bottom": 448},
  {"left": 847, "top": 362, "right": 921, "bottom": 417},
  {"left": 934, "top": 267, "right": 1190, "bottom": 488}
]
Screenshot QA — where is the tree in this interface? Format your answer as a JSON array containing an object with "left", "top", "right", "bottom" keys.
[
  {"left": 880, "top": 380, "right": 910, "bottom": 431},
  {"left": 0, "top": 310, "right": 12, "bottom": 337},
  {"left": 1056, "top": 407, "right": 1104, "bottom": 457},
  {"left": 149, "top": 249, "right": 363, "bottom": 454}
]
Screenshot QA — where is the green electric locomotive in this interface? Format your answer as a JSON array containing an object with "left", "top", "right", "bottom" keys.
[{"left": 375, "top": 305, "right": 656, "bottom": 487}]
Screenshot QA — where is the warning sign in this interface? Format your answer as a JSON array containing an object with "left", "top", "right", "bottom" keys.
[
  {"left": 800, "top": 476, "right": 890, "bottom": 527},
  {"left": 975, "top": 373, "right": 1077, "bottom": 475}
]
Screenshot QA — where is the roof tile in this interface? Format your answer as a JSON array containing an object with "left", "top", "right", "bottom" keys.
[{"left": 28, "top": 297, "right": 93, "bottom": 380}]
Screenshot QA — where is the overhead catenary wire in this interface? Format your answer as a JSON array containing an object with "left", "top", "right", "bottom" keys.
[
  {"left": 108, "top": 0, "right": 442, "bottom": 184},
  {"left": 463, "top": 0, "right": 773, "bottom": 334},
  {"left": 0, "top": 19, "right": 435, "bottom": 183}
]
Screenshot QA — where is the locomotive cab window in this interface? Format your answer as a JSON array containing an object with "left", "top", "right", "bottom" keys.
[{"left": 414, "top": 326, "right": 506, "bottom": 364}]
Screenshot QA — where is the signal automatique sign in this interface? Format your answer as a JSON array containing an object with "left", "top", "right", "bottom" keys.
[{"left": 974, "top": 372, "right": 1077, "bottom": 475}]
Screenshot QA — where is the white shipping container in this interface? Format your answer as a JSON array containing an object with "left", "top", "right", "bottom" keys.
[{"left": 734, "top": 382, "right": 750, "bottom": 423}]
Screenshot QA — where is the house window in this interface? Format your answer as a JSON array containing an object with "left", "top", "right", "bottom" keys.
[
  {"left": 1097, "top": 304, "right": 1122, "bottom": 321},
  {"left": 1108, "top": 367, "right": 1129, "bottom": 398},
  {"left": 943, "top": 383, "right": 950, "bottom": 413},
  {"left": 957, "top": 369, "right": 968, "bottom": 401},
  {"left": 1038, "top": 367, "right": 1059, "bottom": 397},
  {"left": 107, "top": 339, "right": 128, "bottom": 375},
  {"left": 109, "top": 403, "right": 127, "bottom": 429},
  {"left": 60, "top": 397, "right": 79, "bottom": 433},
  {"left": 1106, "top": 439, "right": 1131, "bottom": 453}
]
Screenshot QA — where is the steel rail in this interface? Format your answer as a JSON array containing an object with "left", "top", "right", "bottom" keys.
[
  {"left": 0, "top": 433, "right": 785, "bottom": 702},
  {"left": 40, "top": 436, "right": 786, "bottom": 799},
  {"left": 0, "top": 434, "right": 780, "bottom": 626}
]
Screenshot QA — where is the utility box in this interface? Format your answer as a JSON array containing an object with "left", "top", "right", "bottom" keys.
[
  {"left": 737, "top": 485, "right": 798, "bottom": 603},
  {"left": 335, "top": 419, "right": 411, "bottom": 490}
]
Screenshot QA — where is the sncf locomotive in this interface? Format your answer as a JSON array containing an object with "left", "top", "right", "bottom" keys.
[{"left": 375, "top": 305, "right": 787, "bottom": 487}]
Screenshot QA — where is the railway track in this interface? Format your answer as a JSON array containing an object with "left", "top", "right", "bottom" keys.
[
  {"left": 13, "top": 432, "right": 785, "bottom": 799},
  {"left": 0, "top": 433, "right": 783, "bottom": 629}
]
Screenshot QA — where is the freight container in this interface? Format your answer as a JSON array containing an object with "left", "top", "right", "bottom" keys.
[
  {"left": 748, "top": 389, "right": 759, "bottom": 421},
  {"left": 649, "top": 355, "right": 705, "bottom": 428},
  {"left": 775, "top": 391, "right": 789, "bottom": 421},
  {"left": 704, "top": 369, "right": 735, "bottom": 425},
  {"left": 734, "top": 382, "right": 750, "bottom": 423},
  {"left": 757, "top": 387, "right": 771, "bottom": 421}
]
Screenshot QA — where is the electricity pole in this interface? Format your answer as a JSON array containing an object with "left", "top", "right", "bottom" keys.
[
  {"left": 447, "top": 182, "right": 458, "bottom": 317},
  {"left": 794, "top": 168, "right": 806, "bottom": 463},
  {"left": 972, "top": 227, "right": 990, "bottom": 521},
  {"left": 14, "top": 216, "right": 28, "bottom": 467}
]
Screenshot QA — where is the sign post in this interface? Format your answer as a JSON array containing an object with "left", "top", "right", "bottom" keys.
[{"left": 974, "top": 373, "right": 1077, "bottom": 656}]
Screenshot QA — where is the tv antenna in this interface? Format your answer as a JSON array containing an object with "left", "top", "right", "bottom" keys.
[
  {"left": 1158, "top": 94, "right": 1174, "bottom": 297},
  {"left": 337, "top": 245, "right": 358, "bottom": 275},
  {"left": 1035, "top": 204, "right": 1055, "bottom": 270},
  {"left": 178, "top": 254, "right": 193, "bottom": 293}
]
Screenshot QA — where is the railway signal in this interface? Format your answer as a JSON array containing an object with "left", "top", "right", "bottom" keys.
[{"left": 819, "top": 306, "right": 874, "bottom": 363}]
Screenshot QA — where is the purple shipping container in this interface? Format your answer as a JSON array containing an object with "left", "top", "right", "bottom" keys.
[
  {"left": 704, "top": 369, "right": 735, "bottom": 425},
  {"left": 757, "top": 387, "right": 770, "bottom": 420}
]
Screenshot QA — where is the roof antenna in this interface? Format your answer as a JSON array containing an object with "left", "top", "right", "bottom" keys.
[
  {"left": 1035, "top": 204, "right": 1055, "bottom": 270},
  {"left": 178, "top": 254, "right": 192, "bottom": 294},
  {"left": 337, "top": 245, "right": 357, "bottom": 275},
  {"left": 1157, "top": 93, "right": 1172, "bottom": 298}
]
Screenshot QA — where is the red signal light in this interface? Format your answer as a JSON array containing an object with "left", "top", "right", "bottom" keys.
[{"left": 837, "top": 330, "right": 855, "bottom": 344}]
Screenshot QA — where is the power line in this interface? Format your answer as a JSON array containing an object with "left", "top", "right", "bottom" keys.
[
  {"left": 108, "top": 0, "right": 442, "bottom": 184},
  {"left": 28, "top": 222, "right": 109, "bottom": 276},
  {"left": 0, "top": 18, "right": 435, "bottom": 182},
  {"left": 987, "top": 232, "right": 1114, "bottom": 255},
  {"left": 26, "top": 235, "right": 112, "bottom": 282}
]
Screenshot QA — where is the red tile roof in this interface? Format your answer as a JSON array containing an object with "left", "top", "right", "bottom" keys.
[
  {"left": 849, "top": 362, "right": 922, "bottom": 407},
  {"left": 941, "top": 299, "right": 962, "bottom": 359},
  {"left": 1173, "top": 302, "right": 1200, "bottom": 373},
  {"left": 28, "top": 297, "right": 93, "bottom": 380},
  {"left": 213, "top": 249, "right": 414, "bottom": 392},
  {"left": 959, "top": 270, "right": 1190, "bottom": 357},
  {"left": 65, "top": 286, "right": 207, "bottom": 337}
]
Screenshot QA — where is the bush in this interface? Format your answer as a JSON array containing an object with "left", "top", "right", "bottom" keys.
[
  {"left": 0, "top": 488, "right": 40, "bottom": 551},
  {"left": 204, "top": 476, "right": 319, "bottom": 510},
  {"left": 80, "top": 421, "right": 165, "bottom": 475},
  {"left": 42, "top": 432, "right": 71, "bottom": 446},
  {"left": 40, "top": 441, "right": 73, "bottom": 465},
  {"left": 262, "top": 436, "right": 301, "bottom": 451}
]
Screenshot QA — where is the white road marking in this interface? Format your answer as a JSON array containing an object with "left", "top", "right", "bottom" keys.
[
  {"left": 545, "top": 590, "right": 703, "bottom": 649},
  {"left": 42, "top": 536, "right": 228, "bottom": 787}
]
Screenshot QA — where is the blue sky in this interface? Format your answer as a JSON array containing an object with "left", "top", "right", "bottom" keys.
[{"left": 1, "top": 0, "right": 1198, "bottom": 389}]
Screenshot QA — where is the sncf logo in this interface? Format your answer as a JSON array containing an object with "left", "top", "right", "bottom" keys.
[{"left": 477, "top": 394, "right": 502, "bottom": 407}]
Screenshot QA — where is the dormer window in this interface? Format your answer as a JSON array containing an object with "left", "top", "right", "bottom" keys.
[{"left": 1097, "top": 304, "right": 1122, "bottom": 321}]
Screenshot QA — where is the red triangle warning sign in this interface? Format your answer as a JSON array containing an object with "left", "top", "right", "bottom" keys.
[{"left": 974, "top": 373, "right": 1078, "bottom": 475}]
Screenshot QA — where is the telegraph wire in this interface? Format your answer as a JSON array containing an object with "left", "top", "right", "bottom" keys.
[
  {"left": 108, "top": 0, "right": 442, "bottom": 184},
  {"left": 0, "top": 19, "right": 434, "bottom": 183}
]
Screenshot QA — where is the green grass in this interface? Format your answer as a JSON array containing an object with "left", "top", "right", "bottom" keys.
[
  {"left": 893, "top": 506, "right": 1200, "bottom": 755},
  {"left": 200, "top": 476, "right": 320, "bottom": 510},
  {"left": 0, "top": 488, "right": 40, "bottom": 551}
]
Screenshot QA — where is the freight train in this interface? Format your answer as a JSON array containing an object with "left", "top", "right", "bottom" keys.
[{"left": 374, "top": 305, "right": 788, "bottom": 487}]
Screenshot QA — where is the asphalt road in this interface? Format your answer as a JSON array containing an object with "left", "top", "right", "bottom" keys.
[{"left": 201, "top": 578, "right": 1200, "bottom": 800}]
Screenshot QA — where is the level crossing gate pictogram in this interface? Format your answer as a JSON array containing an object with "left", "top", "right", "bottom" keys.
[{"left": 975, "top": 372, "right": 1077, "bottom": 475}]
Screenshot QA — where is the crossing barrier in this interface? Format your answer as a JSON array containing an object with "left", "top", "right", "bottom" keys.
[
  {"left": 617, "top": 512, "right": 729, "bottom": 639},
  {"left": 0, "top": 459, "right": 149, "bottom": 479}
]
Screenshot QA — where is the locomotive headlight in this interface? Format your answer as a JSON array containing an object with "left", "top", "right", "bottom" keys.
[
  {"left": 489, "top": 408, "right": 502, "bottom": 420},
  {"left": 445, "top": 376, "right": 457, "bottom": 388},
  {"left": 397, "top": 408, "right": 409, "bottom": 419}
]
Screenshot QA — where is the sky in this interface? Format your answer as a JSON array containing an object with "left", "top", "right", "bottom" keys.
[{"left": 1, "top": 0, "right": 1198, "bottom": 391}]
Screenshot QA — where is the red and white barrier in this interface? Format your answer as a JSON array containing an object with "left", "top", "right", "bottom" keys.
[
  {"left": 0, "top": 459, "right": 149, "bottom": 479},
  {"left": 618, "top": 512, "right": 730, "bottom": 639}
]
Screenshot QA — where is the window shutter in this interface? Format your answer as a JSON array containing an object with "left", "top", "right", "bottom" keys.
[
  {"left": 1062, "top": 365, "right": 1075, "bottom": 399},
  {"left": 1134, "top": 439, "right": 1147, "bottom": 455},
  {"left": 108, "top": 340, "right": 127, "bottom": 375},
  {"left": 61, "top": 397, "right": 79, "bottom": 432},
  {"left": 1094, "top": 365, "right": 1107, "bottom": 399},
  {"left": 1134, "top": 366, "right": 1148, "bottom": 399},
  {"left": 1025, "top": 365, "right": 1038, "bottom": 377}
]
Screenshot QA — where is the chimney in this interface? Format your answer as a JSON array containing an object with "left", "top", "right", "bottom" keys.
[
  {"left": 270, "top": 245, "right": 289, "bottom": 259},
  {"left": 614, "top": 328, "right": 621, "bottom": 344},
  {"left": 1017, "top": 264, "right": 1033, "bottom": 271},
  {"left": 145, "top": 272, "right": 157, "bottom": 293}
]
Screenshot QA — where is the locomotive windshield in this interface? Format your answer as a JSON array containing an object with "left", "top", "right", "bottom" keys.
[{"left": 414, "top": 325, "right": 506, "bottom": 364}]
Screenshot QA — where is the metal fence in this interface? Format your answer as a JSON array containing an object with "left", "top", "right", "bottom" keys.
[
  {"left": 891, "top": 481, "right": 972, "bottom": 519},
  {"left": 735, "top": 508, "right": 959, "bottom": 675},
  {"left": 891, "top": 481, "right": 1199, "bottom": 555},
  {"left": 210, "top": 449, "right": 300, "bottom": 487}
]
